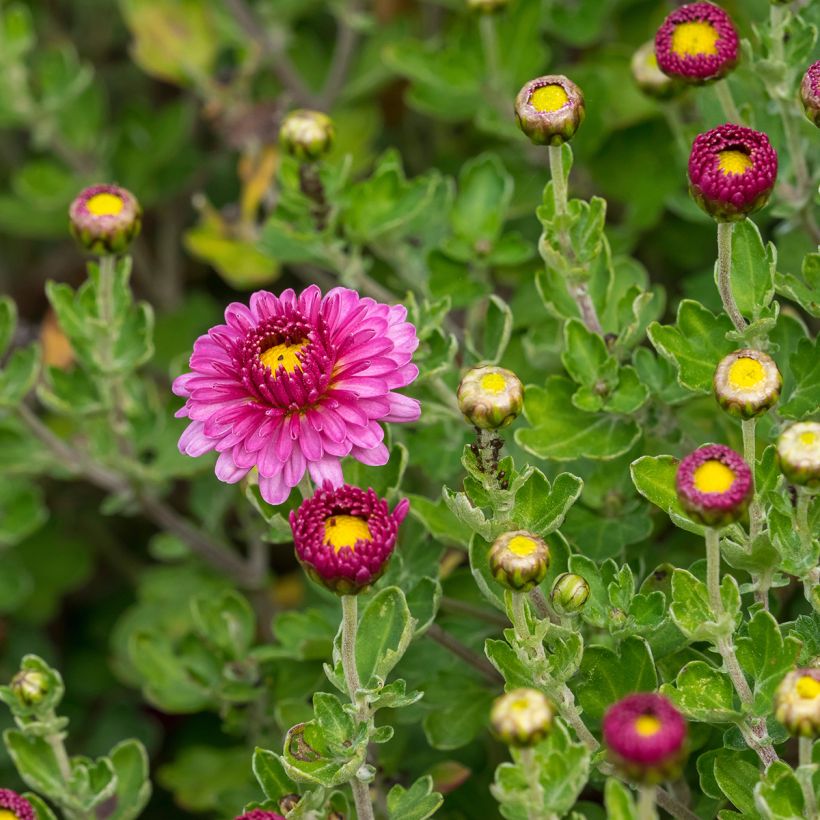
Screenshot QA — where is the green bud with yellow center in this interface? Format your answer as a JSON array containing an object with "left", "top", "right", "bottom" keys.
[
  {"left": 10, "top": 669, "right": 48, "bottom": 707},
  {"left": 457, "top": 365, "right": 524, "bottom": 430},
  {"left": 514, "top": 75, "right": 585, "bottom": 146},
  {"left": 631, "top": 41, "right": 684, "bottom": 100},
  {"left": 713, "top": 349, "right": 782, "bottom": 419},
  {"left": 550, "top": 572, "right": 590, "bottom": 616},
  {"left": 775, "top": 669, "right": 820, "bottom": 738},
  {"left": 490, "top": 688, "right": 554, "bottom": 747},
  {"left": 777, "top": 421, "right": 820, "bottom": 488},
  {"left": 488, "top": 530, "right": 549, "bottom": 592},
  {"left": 279, "top": 109, "right": 335, "bottom": 162}
]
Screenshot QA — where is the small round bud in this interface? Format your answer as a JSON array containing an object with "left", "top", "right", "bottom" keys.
[
  {"left": 457, "top": 365, "right": 524, "bottom": 430},
  {"left": 279, "top": 110, "right": 334, "bottom": 162},
  {"left": 0, "top": 789, "right": 35, "bottom": 820},
  {"left": 676, "top": 444, "right": 752, "bottom": 527},
  {"left": 800, "top": 61, "right": 820, "bottom": 128},
  {"left": 69, "top": 184, "right": 141, "bottom": 254},
  {"left": 490, "top": 688, "right": 554, "bottom": 747},
  {"left": 777, "top": 422, "right": 820, "bottom": 488},
  {"left": 466, "top": 0, "right": 510, "bottom": 12},
  {"left": 488, "top": 530, "right": 550, "bottom": 592},
  {"left": 514, "top": 75, "right": 585, "bottom": 146},
  {"left": 603, "top": 693, "right": 688, "bottom": 784},
  {"left": 631, "top": 41, "right": 684, "bottom": 100},
  {"left": 775, "top": 669, "right": 820, "bottom": 738},
  {"left": 713, "top": 349, "right": 781, "bottom": 419},
  {"left": 550, "top": 573, "right": 590, "bottom": 616},
  {"left": 11, "top": 669, "right": 48, "bottom": 706}
]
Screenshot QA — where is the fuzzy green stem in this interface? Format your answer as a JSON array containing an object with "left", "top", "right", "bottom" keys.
[
  {"left": 509, "top": 591, "right": 530, "bottom": 643},
  {"left": 638, "top": 784, "right": 658, "bottom": 820},
  {"left": 548, "top": 144, "right": 568, "bottom": 217},
  {"left": 479, "top": 14, "right": 501, "bottom": 92},
  {"left": 705, "top": 527, "right": 723, "bottom": 617},
  {"left": 717, "top": 222, "right": 745, "bottom": 333},
  {"left": 559, "top": 685, "right": 600, "bottom": 752},
  {"left": 519, "top": 747, "right": 545, "bottom": 820},
  {"left": 742, "top": 417, "right": 768, "bottom": 608},
  {"left": 662, "top": 102, "right": 690, "bottom": 159},
  {"left": 798, "top": 736, "right": 818, "bottom": 819},
  {"left": 714, "top": 79, "right": 742, "bottom": 123}
]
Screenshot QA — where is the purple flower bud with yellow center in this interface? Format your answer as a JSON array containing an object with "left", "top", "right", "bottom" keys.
[
  {"left": 69, "top": 184, "right": 141, "bottom": 254},
  {"left": 603, "top": 693, "right": 688, "bottom": 784},
  {"left": 800, "top": 61, "right": 820, "bottom": 127},
  {"left": 688, "top": 124, "right": 778, "bottom": 222},
  {"left": 550, "top": 572, "right": 589, "bottom": 616},
  {"left": 10, "top": 669, "right": 48, "bottom": 707},
  {"left": 490, "top": 688, "right": 554, "bottom": 747},
  {"left": 488, "top": 530, "right": 550, "bottom": 592},
  {"left": 713, "top": 349, "right": 781, "bottom": 419},
  {"left": 467, "top": 0, "right": 510, "bottom": 13},
  {"left": 514, "top": 75, "right": 585, "bottom": 146},
  {"left": 631, "top": 41, "right": 685, "bottom": 100},
  {"left": 676, "top": 444, "right": 752, "bottom": 527},
  {"left": 279, "top": 110, "right": 334, "bottom": 162},
  {"left": 654, "top": 2, "right": 739, "bottom": 84},
  {"left": 0, "top": 790, "right": 35, "bottom": 820},
  {"left": 289, "top": 484, "right": 408, "bottom": 595},
  {"left": 775, "top": 669, "right": 820, "bottom": 738},
  {"left": 457, "top": 365, "right": 524, "bottom": 430},
  {"left": 234, "top": 811, "right": 286, "bottom": 820},
  {"left": 777, "top": 422, "right": 820, "bottom": 488}
]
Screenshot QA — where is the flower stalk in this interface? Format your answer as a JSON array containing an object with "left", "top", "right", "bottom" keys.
[
  {"left": 714, "top": 80, "right": 742, "bottom": 123},
  {"left": 638, "top": 785, "right": 658, "bottom": 820},
  {"left": 717, "top": 222, "right": 745, "bottom": 333}
]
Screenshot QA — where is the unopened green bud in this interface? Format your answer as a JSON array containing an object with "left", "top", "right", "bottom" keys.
[
  {"left": 777, "top": 421, "right": 820, "bottom": 488},
  {"left": 775, "top": 669, "right": 820, "bottom": 738},
  {"left": 490, "top": 688, "right": 553, "bottom": 747},
  {"left": 550, "top": 572, "right": 589, "bottom": 616},
  {"left": 69, "top": 185, "right": 142, "bottom": 254},
  {"left": 713, "top": 349, "right": 781, "bottom": 419},
  {"left": 488, "top": 530, "right": 549, "bottom": 592},
  {"left": 279, "top": 110, "right": 334, "bottom": 162},
  {"left": 457, "top": 365, "right": 524, "bottom": 430},
  {"left": 630, "top": 41, "right": 684, "bottom": 100},
  {"left": 11, "top": 669, "right": 48, "bottom": 706},
  {"left": 515, "top": 75, "right": 585, "bottom": 146}
]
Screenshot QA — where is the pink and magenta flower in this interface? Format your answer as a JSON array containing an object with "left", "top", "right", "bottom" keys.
[
  {"left": 289, "top": 484, "right": 409, "bottom": 594},
  {"left": 173, "top": 286, "right": 420, "bottom": 505},
  {"left": 676, "top": 444, "right": 752, "bottom": 527},
  {"left": 0, "top": 789, "right": 35, "bottom": 820},
  {"left": 801, "top": 60, "right": 820, "bottom": 126},
  {"left": 688, "top": 124, "right": 778, "bottom": 221},
  {"left": 654, "top": 2, "right": 739, "bottom": 84},
  {"left": 603, "top": 693, "right": 687, "bottom": 783}
]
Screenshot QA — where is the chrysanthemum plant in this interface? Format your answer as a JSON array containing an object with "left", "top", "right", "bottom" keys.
[{"left": 0, "top": 1, "right": 817, "bottom": 818}]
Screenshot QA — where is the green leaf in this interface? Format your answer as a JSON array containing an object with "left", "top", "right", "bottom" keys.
[
  {"left": 512, "top": 469, "right": 583, "bottom": 536},
  {"left": 281, "top": 720, "right": 366, "bottom": 788},
  {"left": 630, "top": 455, "right": 704, "bottom": 535},
  {"left": 450, "top": 153, "right": 512, "bottom": 247},
  {"left": 774, "top": 251, "right": 819, "bottom": 317},
  {"left": 356, "top": 586, "right": 415, "bottom": 685},
  {"left": 481, "top": 295, "right": 513, "bottom": 364},
  {"left": 779, "top": 336, "right": 820, "bottom": 419},
  {"left": 647, "top": 300, "right": 735, "bottom": 393},
  {"left": 106, "top": 739, "right": 152, "bottom": 820},
  {"left": 407, "top": 494, "right": 469, "bottom": 548},
  {"left": 252, "top": 748, "right": 297, "bottom": 802},
  {"left": 191, "top": 589, "right": 255, "bottom": 660},
  {"left": 669, "top": 569, "right": 740, "bottom": 642},
  {"left": 603, "top": 779, "right": 638, "bottom": 820},
  {"left": 0, "top": 295, "right": 16, "bottom": 357},
  {"left": 561, "top": 318, "right": 618, "bottom": 389},
  {"left": 313, "top": 692, "right": 357, "bottom": 749},
  {"left": 754, "top": 761, "right": 805, "bottom": 819},
  {"left": 713, "top": 751, "right": 762, "bottom": 816},
  {"left": 0, "top": 343, "right": 40, "bottom": 406},
  {"left": 0, "top": 478, "right": 49, "bottom": 546},
  {"left": 727, "top": 220, "right": 775, "bottom": 320},
  {"left": 387, "top": 775, "right": 443, "bottom": 820},
  {"left": 3, "top": 729, "right": 65, "bottom": 802},
  {"left": 422, "top": 670, "right": 495, "bottom": 750},
  {"left": 516, "top": 376, "right": 640, "bottom": 461},
  {"left": 660, "top": 661, "right": 742, "bottom": 722}
]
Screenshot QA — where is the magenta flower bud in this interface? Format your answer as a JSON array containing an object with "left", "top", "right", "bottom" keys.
[
  {"left": 234, "top": 812, "right": 286, "bottom": 820},
  {"left": 0, "top": 790, "right": 35, "bottom": 820},
  {"left": 279, "top": 110, "right": 334, "bottom": 162},
  {"left": 488, "top": 530, "right": 550, "bottom": 592},
  {"left": 69, "top": 184, "right": 142, "bottom": 254},
  {"left": 457, "top": 365, "right": 524, "bottom": 430},
  {"left": 631, "top": 41, "right": 684, "bottom": 100},
  {"left": 688, "top": 124, "right": 778, "bottom": 221},
  {"left": 713, "top": 349, "right": 782, "bottom": 419},
  {"left": 654, "top": 2, "right": 739, "bottom": 84},
  {"left": 514, "top": 75, "right": 585, "bottom": 146},
  {"left": 289, "top": 484, "right": 408, "bottom": 594},
  {"left": 801, "top": 61, "right": 820, "bottom": 127},
  {"left": 777, "top": 422, "right": 820, "bottom": 488},
  {"left": 676, "top": 444, "right": 752, "bottom": 527},
  {"left": 775, "top": 669, "right": 820, "bottom": 738},
  {"left": 603, "top": 693, "right": 688, "bottom": 784},
  {"left": 490, "top": 688, "right": 554, "bottom": 747}
]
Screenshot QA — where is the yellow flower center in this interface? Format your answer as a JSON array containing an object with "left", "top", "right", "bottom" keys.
[
  {"left": 323, "top": 515, "right": 372, "bottom": 553},
  {"left": 693, "top": 460, "right": 735, "bottom": 494},
  {"left": 480, "top": 372, "right": 507, "bottom": 394},
  {"left": 799, "top": 431, "right": 817, "bottom": 446},
  {"left": 671, "top": 21, "right": 719, "bottom": 57},
  {"left": 507, "top": 535, "right": 537, "bottom": 557},
  {"left": 530, "top": 84, "right": 569, "bottom": 113},
  {"left": 510, "top": 696, "right": 531, "bottom": 711},
  {"left": 646, "top": 51, "right": 659, "bottom": 68},
  {"left": 727, "top": 357, "right": 765, "bottom": 389},
  {"left": 717, "top": 150, "right": 753, "bottom": 176},
  {"left": 796, "top": 675, "right": 820, "bottom": 700},
  {"left": 634, "top": 714, "right": 662, "bottom": 737},
  {"left": 86, "top": 192, "right": 124, "bottom": 216},
  {"left": 260, "top": 340, "right": 308, "bottom": 374},
  {"left": 0, "top": 811, "right": 19, "bottom": 820}
]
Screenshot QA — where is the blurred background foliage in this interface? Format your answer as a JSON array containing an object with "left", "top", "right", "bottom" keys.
[{"left": 0, "top": 0, "right": 816, "bottom": 816}]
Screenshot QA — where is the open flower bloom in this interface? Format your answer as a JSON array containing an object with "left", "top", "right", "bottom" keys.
[
  {"left": 777, "top": 422, "right": 820, "bottom": 488},
  {"left": 68, "top": 184, "right": 142, "bottom": 254},
  {"left": 688, "top": 124, "right": 777, "bottom": 221},
  {"left": 654, "top": 2, "right": 739, "bottom": 84},
  {"left": 603, "top": 693, "right": 687, "bottom": 783},
  {"left": 713, "top": 349, "right": 781, "bottom": 419},
  {"left": 490, "top": 688, "right": 554, "bottom": 747},
  {"left": 676, "top": 444, "right": 752, "bottom": 526},
  {"left": 775, "top": 669, "right": 820, "bottom": 738},
  {"left": 801, "top": 60, "right": 820, "bottom": 127},
  {"left": 173, "top": 286, "right": 420, "bottom": 505},
  {"left": 289, "top": 484, "right": 409, "bottom": 594},
  {"left": 514, "top": 75, "right": 585, "bottom": 145},
  {"left": 0, "top": 790, "right": 35, "bottom": 820}
]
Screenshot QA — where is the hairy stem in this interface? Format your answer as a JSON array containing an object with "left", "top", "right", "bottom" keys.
[
  {"left": 479, "top": 14, "right": 501, "bottom": 93},
  {"left": 717, "top": 221, "right": 745, "bottom": 333},
  {"left": 559, "top": 685, "right": 600, "bottom": 752},
  {"left": 509, "top": 591, "right": 530, "bottom": 645},
  {"left": 714, "top": 79, "right": 742, "bottom": 123},
  {"left": 548, "top": 144, "right": 568, "bottom": 219},
  {"left": 638, "top": 784, "right": 658, "bottom": 820},
  {"left": 798, "top": 736, "right": 818, "bottom": 819},
  {"left": 742, "top": 418, "right": 768, "bottom": 609},
  {"left": 426, "top": 623, "right": 502, "bottom": 685},
  {"left": 519, "top": 747, "right": 545, "bottom": 820}
]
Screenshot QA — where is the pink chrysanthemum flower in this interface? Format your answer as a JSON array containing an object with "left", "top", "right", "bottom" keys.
[
  {"left": 603, "top": 693, "right": 687, "bottom": 783},
  {"left": 68, "top": 184, "right": 142, "bottom": 254},
  {"left": 654, "top": 2, "right": 739, "bottom": 84},
  {"left": 801, "top": 60, "right": 820, "bottom": 127},
  {"left": 173, "top": 286, "right": 420, "bottom": 506},
  {"left": 289, "top": 484, "right": 409, "bottom": 594},
  {"left": 676, "top": 444, "right": 752, "bottom": 527},
  {"left": 0, "top": 789, "right": 36, "bottom": 820},
  {"left": 688, "top": 124, "right": 778, "bottom": 221},
  {"left": 234, "top": 811, "right": 286, "bottom": 820}
]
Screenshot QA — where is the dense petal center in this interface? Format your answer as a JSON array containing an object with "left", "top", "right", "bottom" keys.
[
  {"left": 480, "top": 372, "right": 507, "bottom": 394},
  {"left": 86, "top": 192, "right": 124, "bottom": 216},
  {"left": 323, "top": 514, "right": 372, "bottom": 553},
  {"left": 671, "top": 21, "right": 719, "bottom": 56},
  {"left": 718, "top": 150, "right": 752, "bottom": 176},
  {"left": 797, "top": 675, "right": 820, "bottom": 699},
  {"left": 634, "top": 714, "right": 662, "bottom": 737},
  {"left": 507, "top": 535, "right": 538, "bottom": 556},
  {"left": 530, "top": 84, "right": 569, "bottom": 112},
  {"left": 693, "top": 461, "right": 735, "bottom": 493},
  {"left": 260, "top": 339, "right": 308, "bottom": 374},
  {"left": 728, "top": 357, "right": 764, "bottom": 389}
]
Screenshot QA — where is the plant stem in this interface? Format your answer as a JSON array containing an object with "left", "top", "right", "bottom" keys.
[
  {"left": 509, "top": 591, "right": 530, "bottom": 644},
  {"left": 795, "top": 489, "right": 818, "bottom": 609},
  {"left": 662, "top": 102, "right": 690, "bottom": 159},
  {"left": 798, "top": 736, "right": 818, "bottom": 819},
  {"left": 479, "top": 14, "right": 501, "bottom": 88},
  {"left": 638, "top": 784, "right": 658, "bottom": 820},
  {"left": 714, "top": 79, "right": 742, "bottom": 123},
  {"left": 426, "top": 623, "right": 502, "bottom": 684},
  {"left": 742, "top": 417, "right": 767, "bottom": 608},
  {"left": 439, "top": 596, "right": 508, "bottom": 626},
  {"left": 341, "top": 594, "right": 375, "bottom": 820},
  {"left": 548, "top": 145, "right": 568, "bottom": 218},
  {"left": 519, "top": 747, "right": 544, "bottom": 820},
  {"left": 717, "top": 221, "right": 745, "bottom": 333},
  {"left": 559, "top": 685, "right": 600, "bottom": 752}
]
